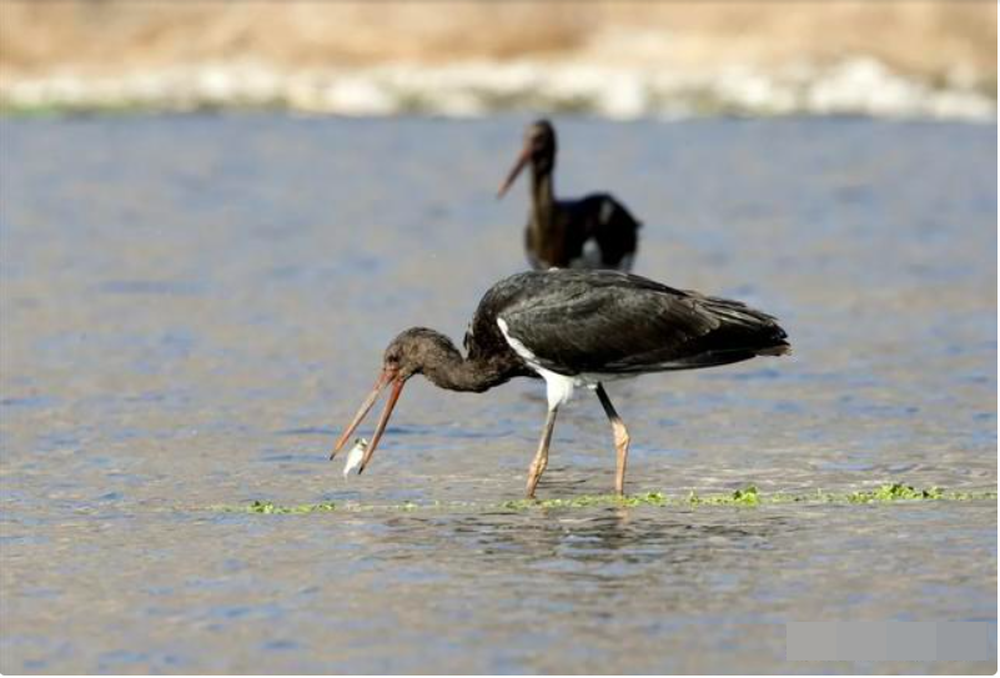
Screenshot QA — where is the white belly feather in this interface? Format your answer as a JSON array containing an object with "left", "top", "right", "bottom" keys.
[{"left": 497, "top": 317, "right": 621, "bottom": 410}]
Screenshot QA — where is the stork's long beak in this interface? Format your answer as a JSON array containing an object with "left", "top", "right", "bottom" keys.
[
  {"left": 330, "top": 368, "right": 405, "bottom": 473},
  {"left": 497, "top": 145, "right": 531, "bottom": 198}
]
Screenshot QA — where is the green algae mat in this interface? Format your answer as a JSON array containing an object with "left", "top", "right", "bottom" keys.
[{"left": 211, "top": 483, "right": 997, "bottom": 515}]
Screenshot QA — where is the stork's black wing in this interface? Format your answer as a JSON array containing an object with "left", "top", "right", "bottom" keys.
[
  {"left": 561, "top": 193, "right": 641, "bottom": 271},
  {"left": 492, "top": 270, "right": 789, "bottom": 376}
]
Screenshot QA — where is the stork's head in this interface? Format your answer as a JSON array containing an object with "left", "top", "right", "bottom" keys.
[
  {"left": 497, "top": 119, "right": 557, "bottom": 198},
  {"left": 329, "top": 328, "right": 456, "bottom": 472}
]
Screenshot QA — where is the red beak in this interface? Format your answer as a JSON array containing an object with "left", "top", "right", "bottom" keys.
[
  {"left": 330, "top": 367, "right": 406, "bottom": 474},
  {"left": 497, "top": 145, "right": 531, "bottom": 199}
]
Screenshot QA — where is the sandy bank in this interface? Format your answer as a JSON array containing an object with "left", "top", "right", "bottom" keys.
[{"left": 1, "top": 1, "right": 995, "bottom": 119}]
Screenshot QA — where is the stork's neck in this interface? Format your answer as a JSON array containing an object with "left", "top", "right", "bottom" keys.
[
  {"left": 529, "top": 162, "right": 556, "bottom": 231},
  {"left": 419, "top": 333, "right": 509, "bottom": 394}
]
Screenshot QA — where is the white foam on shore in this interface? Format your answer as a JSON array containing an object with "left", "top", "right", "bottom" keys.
[{"left": 1, "top": 57, "right": 994, "bottom": 121}]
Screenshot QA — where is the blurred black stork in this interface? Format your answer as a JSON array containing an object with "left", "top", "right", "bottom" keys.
[
  {"left": 331, "top": 269, "right": 790, "bottom": 498},
  {"left": 497, "top": 119, "right": 643, "bottom": 271}
]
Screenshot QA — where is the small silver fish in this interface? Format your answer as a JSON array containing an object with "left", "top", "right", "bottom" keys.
[{"left": 343, "top": 437, "right": 368, "bottom": 478}]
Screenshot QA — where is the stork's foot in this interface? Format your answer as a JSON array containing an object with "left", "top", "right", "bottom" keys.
[
  {"left": 526, "top": 405, "right": 559, "bottom": 499},
  {"left": 596, "top": 383, "right": 631, "bottom": 497},
  {"left": 613, "top": 421, "right": 630, "bottom": 496},
  {"left": 525, "top": 455, "right": 548, "bottom": 498}
]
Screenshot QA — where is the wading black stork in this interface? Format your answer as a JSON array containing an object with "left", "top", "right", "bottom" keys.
[
  {"left": 497, "top": 119, "right": 642, "bottom": 271},
  {"left": 331, "top": 269, "right": 790, "bottom": 498}
]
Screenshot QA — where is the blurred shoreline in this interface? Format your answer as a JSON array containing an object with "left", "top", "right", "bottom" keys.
[{"left": 1, "top": 1, "right": 995, "bottom": 120}]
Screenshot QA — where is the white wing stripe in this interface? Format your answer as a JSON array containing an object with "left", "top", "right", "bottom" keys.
[{"left": 497, "top": 317, "right": 576, "bottom": 410}]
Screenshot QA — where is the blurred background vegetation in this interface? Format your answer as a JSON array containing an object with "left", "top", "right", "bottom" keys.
[{"left": 0, "top": 1, "right": 996, "bottom": 117}]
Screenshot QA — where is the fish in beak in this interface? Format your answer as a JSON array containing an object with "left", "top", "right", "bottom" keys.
[
  {"left": 342, "top": 437, "right": 367, "bottom": 477},
  {"left": 330, "top": 367, "right": 406, "bottom": 474}
]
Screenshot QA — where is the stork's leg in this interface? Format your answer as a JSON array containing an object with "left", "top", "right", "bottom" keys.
[
  {"left": 595, "top": 384, "right": 630, "bottom": 496},
  {"left": 526, "top": 405, "right": 559, "bottom": 498}
]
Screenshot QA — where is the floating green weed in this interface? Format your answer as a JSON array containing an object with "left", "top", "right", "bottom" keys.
[
  {"left": 845, "top": 483, "right": 943, "bottom": 503},
  {"left": 242, "top": 500, "right": 338, "bottom": 514},
  {"left": 214, "top": 483, "right": 995, "bottom": 515},
  {"left": 687, "top": 485, "right": 761, "bottom": 506}
]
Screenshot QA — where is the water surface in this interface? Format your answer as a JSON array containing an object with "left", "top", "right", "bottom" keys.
[{"left": 1, "top": 115, "right": 996, "bottom": 673}]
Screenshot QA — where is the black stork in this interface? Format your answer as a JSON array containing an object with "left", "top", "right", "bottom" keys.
[
  {"left": 497, "top": 119, "right": 643, "bottom": 271},
  {"left": 331, "top": 269, "right": 790, "bottom": 498}
]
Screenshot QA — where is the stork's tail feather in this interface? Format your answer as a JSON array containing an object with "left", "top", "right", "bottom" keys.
[{"left": 698, "top": 294, "right": 791, "bottom": 359}]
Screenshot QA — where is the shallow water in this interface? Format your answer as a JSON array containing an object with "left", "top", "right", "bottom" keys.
[{"left": 1, "top": 115, "right": 996, "bottom": 673}]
